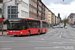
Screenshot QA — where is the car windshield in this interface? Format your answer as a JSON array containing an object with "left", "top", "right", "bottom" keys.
[{"left": 7, "top": 22, "right": 23, "bottom": 30}]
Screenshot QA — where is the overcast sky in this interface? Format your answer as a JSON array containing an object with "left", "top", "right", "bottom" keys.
[{"left": 42, "top": 0, "right": 75, "bottom": 20}]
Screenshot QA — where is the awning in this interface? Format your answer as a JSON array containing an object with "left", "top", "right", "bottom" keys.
[{"left": 0, "top": 18, "right": 3, "bottom": 21}]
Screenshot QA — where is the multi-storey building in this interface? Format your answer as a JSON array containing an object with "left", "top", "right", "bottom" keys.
[
  {"left": 68, "top": 13, "right": 75, "bottom": 24},
  {"left": 0, "top": 0, "right": 57, "bottom": 30},
  {"left": 48, "top": 11, "right": 52, "bottom": 24},
  {"left": 45, "top": 6, "right": 52, "bottom": 27},
  {"left": 52, "top": 14, "right": 56, "bottom": 25},
  {"left": 0, "top": 0, "right": 29, "bottom": 19},
  {"left": 29, "top": 0, "right": 45, "bottom": 20},
  {"left": 29, "top": 0, "right": 38, "bottom": 19},
  {"left": 45, "top": 7, "right": 48, "bottom": 22},
  {"left": 0, "top": 0, "right": 29, "bottom": 30},
  {"left": 56, "top": 17, "right": 60, "bottom": 25},
  {"left": 37, "top": 0, "right": 42, "bottom": 20}
]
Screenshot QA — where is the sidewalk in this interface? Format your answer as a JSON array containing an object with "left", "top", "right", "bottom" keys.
[{"left": 0, "top": 31, "right": 7, "bottom": 35}]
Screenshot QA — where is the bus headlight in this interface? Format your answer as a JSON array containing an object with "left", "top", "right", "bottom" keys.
[{"left": 20, "top": 32, "right": 23, "bottom": 34}]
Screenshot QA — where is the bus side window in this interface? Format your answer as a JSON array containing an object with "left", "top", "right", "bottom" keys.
[{"left": 24, "top": 20, "right": 27, "bottom": 29}]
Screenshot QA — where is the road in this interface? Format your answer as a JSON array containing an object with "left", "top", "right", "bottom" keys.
[{"left": 0, "top": 24, "right": 75, "bottom": 50}]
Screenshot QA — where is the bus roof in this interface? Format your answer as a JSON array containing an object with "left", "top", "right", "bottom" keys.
[
  {"left": 0, "top": 18, "right": 3, "bottom": 21},
  {"left": 25, "top": 18, "right": 34, "bottom": 20},
  {"left": 41, "top": 20, "right": 48, "bottom": 23},
  {"left": 41, "top": 20, "right": 46, "bottom": 22}
]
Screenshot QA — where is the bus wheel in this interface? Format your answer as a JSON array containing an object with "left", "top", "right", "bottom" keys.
[
  {"left": 44, "top": 30, "right": 46, "bottom": 34},
  {"left": 28, "top": 31, "right": 30, "bottom": 36},
  {"left": 14, "top": 35, "right": 17, "bottom": 37},
  {"left": 38, "top": 31, "right": 40, "bottom": 35}
]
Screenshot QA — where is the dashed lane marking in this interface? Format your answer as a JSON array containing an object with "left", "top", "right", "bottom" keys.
[
  {"left": 53, "top": 42, "right": 75, "bottom": 44},
  {"left": 34, "top": 47, "right": 54, "bottom": 49},
  {"left": 41, "top": 38, "right": 44, "bottom": 40},
  {"left": 0, "top": 41, "right": 14, "bottom": 42},
  {"left": 34, "top": 46, "right": 74, "bottom": 49},
  {"left": 59, "top": 32, "right": 62, "bottom": 38},
  {"left": 0, "top": 48, "right": 11, "bottom": 50},
  {"left": 29, "top": 41, "right": 46, "bottom": 42}
]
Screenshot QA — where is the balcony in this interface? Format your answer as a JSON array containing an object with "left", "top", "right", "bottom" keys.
[{"left": 0, "top": 0, "right": 3, "bottom": 3}]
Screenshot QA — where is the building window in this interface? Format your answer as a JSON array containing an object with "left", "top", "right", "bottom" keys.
[
  {"left": 8, "top": 6, "right": 10, "bottom": 8},
  {"left": 11, "top": 6, "right": 17, "bottom": 8},
  {"left": 38, "top": 1, "right": 42, "bottom": 6},
  {"left": 8, "top": 9, "right": 10, "bottom": 14},
  {"left": 11, "top": 15, "right": 17, "bottom": 18},
  {"left": 21, "top": 1, "right": 28, "bottom": 9},
  {"left": 8, "top": 15, "right": 10, "bottom": 18},
  {"left": 8, "top": 6, "right": 18, "bottom": 18},
  {"left": 0, "top": 8, "right": 2, "bottom": 14},
  {"left": 15, "top": 0, "right": 22, "bottom": 5},
  {"left": 11, "top": 9, "right": 17, "bottom": 14}
]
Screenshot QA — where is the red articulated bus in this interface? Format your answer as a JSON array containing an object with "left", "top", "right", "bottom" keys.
[
  {"left": 7, "top": 18, "right": 48, "bottom": 36},
  {"left": 73, "top": 22, "right": 75, "bottom": 24}
]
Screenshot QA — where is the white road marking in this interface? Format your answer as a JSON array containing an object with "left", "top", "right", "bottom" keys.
[
  {"left": 34, "top": 46, "right": 74, "bottom": 49},
  {"left": 70, "top": 39, "right": 75, "bottom": 41},
  {"left": 29, "top": 41, "right": 46, "bottom": 42},
  {"left": 60, "top": 32, "right": 62, "bottom": 38},
  {"left": 40, "top": 35, "right": 43, "bottom": 37},
  {"left": 0, "top": 48, "right": 11, "bottom": 50},
  {"left": 0, "top": 41, "right": 14, "bottom": 42},
  {"left": 41, "top": 38, "right": 44, "bottom": 40},
  {"left": 13, "top": 39, "right": 25, "bottom": 40},
  {"left": 52, "top": 42, "right": 75, "bottom": 44},
  {"left": 26, "top": 37, "right": 38, "bottom": 38},
  {"left": 34, "top": 47, "right": 54, "bottom": 49}
]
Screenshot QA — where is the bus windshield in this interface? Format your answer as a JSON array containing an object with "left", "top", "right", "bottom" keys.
[{"left": 7, "top": 22, "right": 23, "bottom": 30}]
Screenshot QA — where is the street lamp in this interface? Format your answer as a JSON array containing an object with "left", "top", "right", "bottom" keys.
[{"left": 2, "top": 0, "right": 12, "bottom": 35}]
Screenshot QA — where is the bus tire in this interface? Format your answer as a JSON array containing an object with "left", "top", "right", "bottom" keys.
[
  {"left": 14, "top": 35, "right": 17, "bottom": 37},
  {"left": 28, "top": 31, "right": 30, "bottom": 36},
  {"left": 38, "top": 30, "right": 40, "bottom": 35},
  {"left": 44, "top": 30, "right": 46, "bottom": 34}
]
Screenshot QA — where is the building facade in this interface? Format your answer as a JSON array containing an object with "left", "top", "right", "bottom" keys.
[
  {"left": 52, "top": 14, "right": 56, "bottom": 25},
  {"left": 48, "top": 11, "right": 52, "bottom": 24},
  {"left": 37, "top": 0, "right": 42, "bottom": 20},
  {"left": 29, "top": 0, "right": 38, "bottom": 19},
  {"left": 0, "top": 0, "right": 58, "bottom": 30},
  {"left": 0, "top": 0, "right": 29, "bottom": 30},
  {"left": 68, "top": 13, "right": 75, "bottom": 24},
  {"left": 0, "top": 0, "right": 29, "bottom": 19}
]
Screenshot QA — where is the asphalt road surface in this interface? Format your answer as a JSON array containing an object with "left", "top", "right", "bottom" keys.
[{"left": 0, "top": 24, "right": 75, "bottom": 50}]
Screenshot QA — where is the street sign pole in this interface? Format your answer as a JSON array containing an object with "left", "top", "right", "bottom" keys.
[
  {"left": 2, "top": 0, "right": 12, "bottom": 35},
  {"left": 2, "top": 3, "right": 4, "bottom": 35}
]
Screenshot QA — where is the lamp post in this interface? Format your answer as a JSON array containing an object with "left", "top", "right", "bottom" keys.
[{"left": 2, "top": 0, "right": 12, "bottom": 35}]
